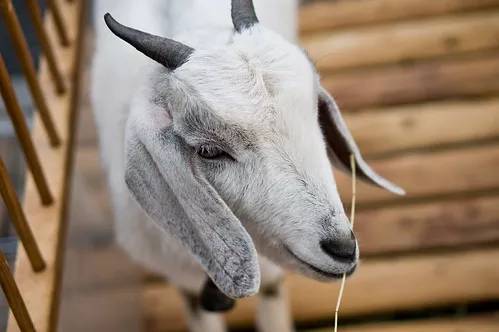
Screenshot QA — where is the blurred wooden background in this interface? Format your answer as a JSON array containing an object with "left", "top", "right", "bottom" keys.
[{"left": 58, "top": 0, "right": 499, "bottom": 331}]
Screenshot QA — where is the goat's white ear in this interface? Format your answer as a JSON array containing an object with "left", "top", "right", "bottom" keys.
[
  {"left": 125, "top": 122, "right": 260, "bottom": 299},
  {"left": 318, "top": 86, "right": 405, "bottom": 195}
]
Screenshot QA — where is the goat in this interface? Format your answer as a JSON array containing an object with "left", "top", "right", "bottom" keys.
[{"left": 91, "top": 1, "right": 404, "bottom": 331}]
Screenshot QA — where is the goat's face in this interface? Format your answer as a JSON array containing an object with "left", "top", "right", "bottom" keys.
[
  {"left": 105, "top": 1, "right": 403, "bottom": 298},
  {"left": 167, "top": 30, "right": 359, "bottom": 280}
]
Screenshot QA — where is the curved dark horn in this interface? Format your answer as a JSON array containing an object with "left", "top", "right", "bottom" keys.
[
  {"left": 104, "top": 13, "right": 194, "bottom": 70},
  {"left": 231, "top": 0, "right": 259, "bottom": 33}
]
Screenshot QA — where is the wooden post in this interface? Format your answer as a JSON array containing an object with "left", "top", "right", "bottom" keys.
[
  {"left": 0, "top": 0, "right": 61, "bottom": 147},
  {"left": 0, "top": 158, "right": 46, "bottom": 272},
  {"left": 0, "top": 252, "right": 36, "bottom": 332},
  {"left": 46, "top": 0, "right": 70, "bottom": 47},
  {"left": 24, "top": 0, "right": 67, "bottom": 94},
  {"left": 0, "top": 55, "right": 54, "bottom": 206}
]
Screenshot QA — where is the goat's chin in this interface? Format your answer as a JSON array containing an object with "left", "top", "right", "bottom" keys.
[
  {"left": 292, "top": 261, "right": 358, "bottom": 282},
  {"left": 280, "top": 246, "right": 358, "bottom": 281}
]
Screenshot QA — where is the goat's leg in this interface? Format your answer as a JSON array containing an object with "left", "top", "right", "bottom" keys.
[
  {"left": 256, "top": 259, "right": 295, "bottom": 332},
  {"left": 256, "top": 280, "right": 294, "bottom": 332},
  {"left": 180, "top": 290, "right": 227, "bottom": 332}
]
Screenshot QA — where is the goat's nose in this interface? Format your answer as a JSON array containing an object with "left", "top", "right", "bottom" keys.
[{"left": 320, "top": 232, "right": 357, "bottom": 262}]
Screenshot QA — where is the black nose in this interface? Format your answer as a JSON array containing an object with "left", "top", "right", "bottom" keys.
[{"left": 320, "top": 234, "right": 357, "bottom": 262}]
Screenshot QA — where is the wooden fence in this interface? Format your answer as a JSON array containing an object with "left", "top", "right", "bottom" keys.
[{"left": 0, "top": 0, "right": 86, "bottom": 331}]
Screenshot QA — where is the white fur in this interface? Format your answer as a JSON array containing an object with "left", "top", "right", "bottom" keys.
[{"left": 91, "top": 1, "right": 367, "bottom": 331}]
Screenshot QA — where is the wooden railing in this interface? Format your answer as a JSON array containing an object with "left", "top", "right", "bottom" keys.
[{"left": 0, "top": 0, "right": 87, "bottom": 331}]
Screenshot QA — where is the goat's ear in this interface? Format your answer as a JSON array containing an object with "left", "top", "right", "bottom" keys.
[
  {"left": 125, "top": 119, "right": 260, "bottom": 299},
  {"left": 318, "top": 86, "right": 405, "bottom": 195}
]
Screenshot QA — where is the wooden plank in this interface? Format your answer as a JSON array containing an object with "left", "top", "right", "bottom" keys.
[
  {"left": 60, "top": 286, "right": 143, "bottom": 332},
  {"left": 311, "top": 313, "right": 499, "bottom": 332},
  {"left": 335, "top": 144, "right": 499, "bottom": 206},
  {"left": 300, "top": 0, "right": 499, "bottom": 33},
  {"left": 143, "top": 248, "right": 499, "bottom": 331},
  {"left": 356, "top": 195, "right": 499, "bottom": 256},
  {"left": 344, "top": 98, "right": 499, "bottom": 156},
  {"left": 6, "top": 1, "right": 84, "bottom": 331},
  {"left": 63, "top": 241, "right": 143, "bottom": 292},
  {"left": 303, "top": 11, "right": 499, "bottom": 72},
  {"left": 323, "top": 52, "right": 499, "bottom": 111}
]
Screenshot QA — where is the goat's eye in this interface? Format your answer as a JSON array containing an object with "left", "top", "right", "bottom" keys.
[{"left": 197, "top": 145, "right": 229, "bottom": 160}]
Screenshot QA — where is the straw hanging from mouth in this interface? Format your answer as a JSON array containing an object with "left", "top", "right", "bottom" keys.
[{"left": 334, "top": 154, "right": 357, "bottom": 332}]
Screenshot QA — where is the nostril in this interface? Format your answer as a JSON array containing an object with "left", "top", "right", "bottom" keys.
[{"left": 320, "top": 238, "right": 356, "bottom": 263}]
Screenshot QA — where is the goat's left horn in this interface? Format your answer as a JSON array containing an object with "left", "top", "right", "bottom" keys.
[
  {"left": 231, "top": 0, "right": 259, "bottom": 33},
  {"left": 104, "top": 13, "right": 194, "bottom": 70}
]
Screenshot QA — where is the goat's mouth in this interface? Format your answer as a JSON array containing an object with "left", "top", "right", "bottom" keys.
[{"left": 284, "top": 246, "right": 356, "bottom": 279}]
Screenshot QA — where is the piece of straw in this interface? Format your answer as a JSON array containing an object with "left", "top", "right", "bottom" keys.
[{"left": 334, "top": 154, "right": 357, "bottom": 332}]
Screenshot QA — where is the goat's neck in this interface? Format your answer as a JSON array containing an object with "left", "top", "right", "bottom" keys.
[{"left": 167, "top": 0, "right": 236, "bottom": 49}]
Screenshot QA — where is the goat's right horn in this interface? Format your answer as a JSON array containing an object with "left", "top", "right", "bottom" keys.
[
  {"left": 104, "top": 13, "right": 194, "bottom": 70},
  {"left": 231, "top": 0, "right": 259, "bottom": 33}
]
